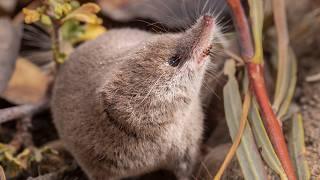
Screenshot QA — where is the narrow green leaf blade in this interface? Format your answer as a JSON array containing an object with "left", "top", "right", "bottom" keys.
[
  {"left": 223, "top": 60, "right": 268, "bottom": 180},
  {"left": 289, "top": 113, "right": 311, "bottom": 180},
  {"left": 277, "top": 47, "right": 297, "bottom": 119},
  {"left": 249, "top": 100, "right": 287, "bottom": 179}
]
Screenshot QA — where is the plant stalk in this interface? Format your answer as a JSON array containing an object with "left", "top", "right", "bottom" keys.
[
  {"left": 247, "top": 63, "right": 296, "bottom": 180},
  {"left": 226, "top": 0, "right": 297, "bottom": 179}
]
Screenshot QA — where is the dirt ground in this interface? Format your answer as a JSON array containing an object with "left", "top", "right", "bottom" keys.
[{"left": 299, "top": 55, "right": 320, "bottom": 179}]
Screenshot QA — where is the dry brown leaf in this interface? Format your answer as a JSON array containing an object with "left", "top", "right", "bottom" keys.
[{"left": 1, "top": 58, "right": 49, "bottom": 104}]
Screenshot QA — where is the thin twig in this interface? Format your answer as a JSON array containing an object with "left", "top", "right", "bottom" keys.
[
  {"left": 214, "top": 90, "right": 251, "bottom": 180},
  {"left": 0, "top": 99, "right": 49, "bottom": 124}
]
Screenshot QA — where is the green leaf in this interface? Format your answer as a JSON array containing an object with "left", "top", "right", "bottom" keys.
[
  {"left": 70, "top": 1, "right": 80, "bottom": 9},
  {"left": 270, "top": 0, "right": 298, "bottom": 119},
  {"left": 276, "top": 47, "right": 297, "bottom": 119},
  {"left": 40, "top": 14, "right": 52, "bottom": 26},
  {"left": 249, "top": 100, "right": 287, "bottom": 179},
  {"left": 60, "top": 20, "right": 85, "bottom": 44},
  {"left": 288, "top": 113, "right": 311, "bottom": 180},
  {"left": 223, "top": 60, "right": 268, "bottom": 180},
  {"left": 60, "top": 20, "right": 106, "bottom": 44}
]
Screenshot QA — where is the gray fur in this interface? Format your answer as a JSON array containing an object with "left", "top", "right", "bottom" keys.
[{"left": 51, "top": 16, "right": 222, "bottom": 180}]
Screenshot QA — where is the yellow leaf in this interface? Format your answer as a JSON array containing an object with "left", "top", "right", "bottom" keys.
[
  {"left": 22, "top": 8, "right": 40, "bottom": 24},
  {"left": 62, "top": 3, "right": 102, "bottom": 24},
  {"left": 0, "top": 151, "right": 24, "bottom": 178},
  {"left": 78, "top": 24, "right": 106, "bottom": 42},
  {"left": 1, "top": 58, "right": 49, "bottom": 104}
]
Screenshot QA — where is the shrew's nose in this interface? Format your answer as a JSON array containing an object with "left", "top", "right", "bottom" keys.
[{"left": 202, "top": 15, "right": 214, "bottom": 27}]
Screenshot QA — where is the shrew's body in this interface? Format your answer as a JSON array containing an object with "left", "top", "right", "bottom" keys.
[{"left": 52, "top": 16, "right": 221, "bottom": 180}]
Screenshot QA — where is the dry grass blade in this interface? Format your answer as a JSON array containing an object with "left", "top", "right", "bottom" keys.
[
  {"left": 249, "top": 100, "right": 287, "bottom": 179},
  {"left": 288, "top": 113, "right": 310, "bottom": 180},
  {"left": 219, "top": 60, "right": 267, "bottom": 180}
]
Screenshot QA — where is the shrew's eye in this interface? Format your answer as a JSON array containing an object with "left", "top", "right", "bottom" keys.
[{"left": 168, "top": 55, "right": 181, "bottom": 67}]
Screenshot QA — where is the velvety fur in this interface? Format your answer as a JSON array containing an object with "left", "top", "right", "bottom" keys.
[{"left": 51, "top": 16, "right": 222, "bottom": 180}]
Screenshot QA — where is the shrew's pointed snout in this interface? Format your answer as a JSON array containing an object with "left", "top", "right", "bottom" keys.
[
  {"left": 202, "top": 15, "right": 214, "bottom": 27},
  {"left": 186, "top": 15, "right": 215, "bottom": 46},
  {"left": 175, "top": 15, "right": 217, "bottom": 67},
  {"left": 184, "top": 15, "right": 216, "bottom": 64}
]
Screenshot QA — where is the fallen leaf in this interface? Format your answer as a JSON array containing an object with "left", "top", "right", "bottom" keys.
[
  {"left": 0, "top": 143, "right": 22, "bottom": 178},
  {"left": 1, "top": 58, "right": 49, "bottom": 104},
  {"left": 0, "top": 144, "right": 59, "bottom": 179},
  {"left": 0, "top": 18, "right": 22, "bottom": 94}
]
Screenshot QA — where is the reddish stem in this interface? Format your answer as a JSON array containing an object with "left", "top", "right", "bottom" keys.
[
  {"left": 226, "top": 0, "right": 297, "bottom": 179},
  {"left": 248, "top": 63, "right": 296, "bottom": 180},
  {"left": 227, "top": 0, "right": 254, "bottom": 62}
]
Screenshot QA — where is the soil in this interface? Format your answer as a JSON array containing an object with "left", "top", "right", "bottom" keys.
[{"left": 299, "top": 55, "right": 320, "bottom": 179}]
